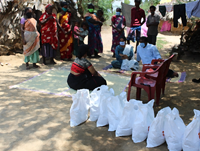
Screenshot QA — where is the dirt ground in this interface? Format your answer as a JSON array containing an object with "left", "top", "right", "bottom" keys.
[{"left": 0, "top": 26, "right": 200, "bottom": 151}]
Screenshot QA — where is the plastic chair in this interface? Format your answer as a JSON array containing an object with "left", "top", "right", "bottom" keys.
[
  {"left": 143, "top": 54, "right": 176, "bottom": 95},
  {"left": 127, "top": 61, "right": 167, "bottom": 106}
]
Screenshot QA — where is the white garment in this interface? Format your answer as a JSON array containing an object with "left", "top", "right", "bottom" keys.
[
  {"left": 186, "top": 1, "right": 199, "bottom": 18},
  {"left": 165, "top": 5, "right": 173, "bottom": 12},
  {"left": 121, "top": 45, "right": 139, "bottom": 71},
  {"left": 123, "top": 44, "right": 134, "bottom": 59}
]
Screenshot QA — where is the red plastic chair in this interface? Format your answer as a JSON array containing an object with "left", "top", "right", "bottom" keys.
[
  {"left": 127, "top": 61, "right": 167, "bottom": 105},
  {"left": 143, "top": 54, "right": 176, "bottom": 95}
]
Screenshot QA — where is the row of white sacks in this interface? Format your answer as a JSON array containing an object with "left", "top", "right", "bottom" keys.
[{"left": 70, "top": 85, "right": 200, "bottom": 151}]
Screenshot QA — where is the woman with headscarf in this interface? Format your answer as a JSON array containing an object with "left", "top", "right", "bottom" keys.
[
  {"left": 21, "top": 7, "right": 40, "bottom": 69},
  {"left": 57, "top": 2, "right": 73, "bottom": 61},
  {"left": 84, "top": 4, "right": 103, "bottom": 58},
  {"left": 39, "top": 4, "right": 63, "bottom": 65}
]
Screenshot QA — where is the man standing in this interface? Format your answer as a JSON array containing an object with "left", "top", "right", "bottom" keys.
[
  {"left": 146, "top": 6, "right": 160, "bottom": 45},
  {"left": 127, "top": 0, "right": 145, "bottom": 53}
]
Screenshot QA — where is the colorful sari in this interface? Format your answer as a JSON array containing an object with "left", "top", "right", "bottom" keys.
[
  {"left": 85, "top": 13, "right": 103, "bottom": 55},
  {"left": 58, "top": 12, "right": 73, "bottom": 59},
  {"left": 23, "top": 18, "right": 40, "bottom": 63},
  {"left": 111, "top": 15, "right": 126, "bottom": 53}
]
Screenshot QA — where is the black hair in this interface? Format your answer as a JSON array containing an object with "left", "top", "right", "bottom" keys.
[
  {"left": 81, "top": 21, "right": 89, "bottom": 28},
  {"left": 140, "top": 36, "right": 148, "bottom": 42},
  {"left": 135, "top": 0, "right": 141, "bottom": 3},
  {"left": 120, "top": 37, "right": 127, "bottom": 42},
  {"left": 97, "top": 9, "right": 103, "bottom": 15},
  {"left": 150, "top": 5, "right": 156, "bottom": 10},
  {"left": 24, "top": 7, "right": 32, "bottom": 14},
  {"left": 77, "top": 44, "right": 89, "bottom": 59},
  {"left": 116, "top": 8, "right": 121, "bottom": 11},
  {"left": 88, "top": 3, "right": 94, "bottom": 9},
  {"left": 60, "top": 2, "right": 68, "bottom": 7}
]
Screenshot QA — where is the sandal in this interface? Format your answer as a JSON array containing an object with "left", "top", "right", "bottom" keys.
[{"left": 192, "top": 78, "right": 200, "bottom": 83}]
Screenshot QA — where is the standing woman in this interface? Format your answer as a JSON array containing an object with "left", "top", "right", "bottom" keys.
[
  {"left": 84, "top": 4, "right": 103, "bottom": 58},
  {"left": 57, "top": 2, "right": 73, "bottom": 61},
  {"left": 21, "top": 7, "right": 40, "bottom": 69},
  {"left": 111, "top": 8, "right": 126, "bottom": 57},
  {"left": 39, "top": 4, "right": 58, "bottom": 65}
]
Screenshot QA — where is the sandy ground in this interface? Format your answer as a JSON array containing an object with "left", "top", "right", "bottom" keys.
[{"left": 0, "top": 26, "right": 200, "bottom": 151}]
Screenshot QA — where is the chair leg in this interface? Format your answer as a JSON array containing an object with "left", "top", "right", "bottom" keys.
[
  {"left": 127, "top": 81, "right": 132, "bottom": 101},
  {"left": 136, "top": 87, "right": 141, "bottom": 100},
  {"left": 162, "top": 81, "right": 166, "bottom": 95},
  {"left": 150, "top": 87, "right": 155, "bottom": 101},
  {"left": 156, "top": 85, "right": 161, "bottom": 106}
]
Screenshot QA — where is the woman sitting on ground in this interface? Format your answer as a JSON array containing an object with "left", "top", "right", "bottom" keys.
[
  {"left": 111, "top": 37, "right": 139, "bottom": 70},
  {"left": 67, "top": 44, "right": 107, "bottom": 90}
]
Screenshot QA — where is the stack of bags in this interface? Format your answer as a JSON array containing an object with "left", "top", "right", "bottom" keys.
[{"left": 70, "top": 86, "right": 200, "bottom": 151}]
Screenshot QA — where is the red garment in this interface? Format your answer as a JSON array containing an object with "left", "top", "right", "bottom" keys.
[
  {"left": 39, "top": 12, "right": 58, "bottom": 50},
  {"left": 59, "top": 12, "right": 73, "bottom": 59},
  {"left": 111, "top": 15, "right": 126, "bottom": 25},
  {"left": 131, "top": 7, "right": 145, "bottom": 27}
]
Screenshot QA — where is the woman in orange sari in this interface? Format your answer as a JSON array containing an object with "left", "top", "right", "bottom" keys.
[
  {"left": 57, "top": 2, "right": 73, "bottom": 61},
  {"left": 22, "top": 7, "right": 40, "bottom": 69}
]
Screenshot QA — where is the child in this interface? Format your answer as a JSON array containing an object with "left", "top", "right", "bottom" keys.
[
  {"left": 78, "top": 22, "right": 89, "bottom": 45},
  {"left": 97, "top": 10, "right": 105, "bottom": 23},
  {"left": 73, "top": 21, "right": 81, "bottom": 56}
]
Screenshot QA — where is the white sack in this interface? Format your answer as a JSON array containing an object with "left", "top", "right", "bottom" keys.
[
  {"left": 107, "top": 92, "right": 127, "bottom": 131},
  {"left": 147, "top": 107, "right": 171, "bottom": 148},
  {"left": 164, "top": 107, "right": 186, "bottom": 151},
  {"left": 116, "top": 99, "right": 143, "bottom": 137},
  {"left": 132, "top": 99, "right": 155, "bottom": 143},
  {"left": 70, "top": 89, "right": 90, "bottom": 127},
  {"left": 89, "top": 85, "right": 109, "bottom": 121},
  {"left": 182, "top": 109, "right": 200, "bottom": 151},
  {"left": 96, "top": 87, "right": 114, "bottom": 127},
  {"left": 121, "top": 59, "right": 139, "bottom": 71}
]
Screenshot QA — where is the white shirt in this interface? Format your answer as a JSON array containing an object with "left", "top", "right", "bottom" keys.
[{"left": 137, "top": 43, "right": 161, "bottom": 64}]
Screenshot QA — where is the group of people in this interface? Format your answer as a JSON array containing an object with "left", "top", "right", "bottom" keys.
[
  {"left": 21, "top": 3, "right": 104, "bottom": 70},
  {"left": 21, "top": 0, "right": 178, "bottom": 91}
]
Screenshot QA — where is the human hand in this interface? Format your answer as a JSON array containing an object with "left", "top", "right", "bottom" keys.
[{"left": 47, "top": 16, "right": 54, "bottom": 20}]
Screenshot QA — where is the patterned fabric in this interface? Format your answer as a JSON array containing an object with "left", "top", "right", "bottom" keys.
[
  {"left": 58, "top": 12, "right": 73, "bottom": 59},
  {"left": 23, "top": 18, "right": 40, "bottom": 57},
  {"left": 39, "top": 12, "right": 58, "bottom": 50},
  {"left": 71, "top": 58, "right": 92, "bottom": 74},
  {"left": 85, "top": 13, "right": 103, "bottom": 55},
  {"left": 111, "top": 15, "right": 126, "bottom": 52}
]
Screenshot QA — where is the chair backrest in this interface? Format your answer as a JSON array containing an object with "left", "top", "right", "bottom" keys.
[
  {"left": 163, "top": 54, "right": 176, "bottom": 78},
  {"left": 153, "top": 60, "right": 168, "bottom": 84}
]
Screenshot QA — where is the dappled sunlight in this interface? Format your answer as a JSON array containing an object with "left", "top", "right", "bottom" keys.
[{"left": 0, "top": 26, "right": 200, "bottom": 150}]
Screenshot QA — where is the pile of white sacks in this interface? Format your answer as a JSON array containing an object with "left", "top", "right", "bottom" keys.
[{"left": 70, "top": 85, "right": 200, "bottom": 151}]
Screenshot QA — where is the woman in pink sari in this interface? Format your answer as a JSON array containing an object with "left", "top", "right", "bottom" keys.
[
  {"left": 111, "top": 8, "right": 126, "bottom": 57},
  {"left": 21, "top": 7, "right": 40, "bottom": 69}
]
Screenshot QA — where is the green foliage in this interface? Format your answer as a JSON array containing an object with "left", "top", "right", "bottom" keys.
[
  {"left": 124, "top": 0, "right": 130, "bottom": 4},
  {"left": 77, "top": 0, "right": 114, "bottom": 21},
  {"left": 157, "top": 37, "right": 168, "bottom": 50},
  {"left": 141, "top": 0, "right": 160, "bottom": 15}
]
